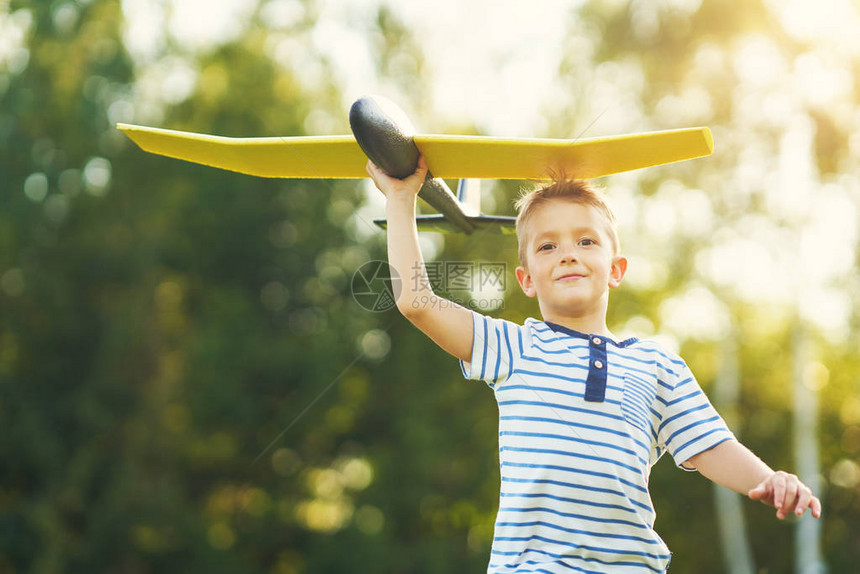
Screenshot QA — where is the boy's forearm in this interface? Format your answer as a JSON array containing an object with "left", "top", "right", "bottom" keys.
[
  {"left": 384, "top": 195, "right": 435, "bottom": 316},
  {"left": 369, "top": 158, "right": 474, "bottom": 362},
  {"left": 686, "top": 439, "right": 774, "bottom": 494}
]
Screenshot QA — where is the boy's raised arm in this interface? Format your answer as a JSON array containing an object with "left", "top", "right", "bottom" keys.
[{"left": 366, "top": 157, "right": 475, "bottom": 363}]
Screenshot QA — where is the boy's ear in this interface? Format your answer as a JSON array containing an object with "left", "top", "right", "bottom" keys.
[
  {"left": 515, "top": 266, "right": 537, "bottom": 298},
  {"left": 609, "top": 256, "right": 627, "bottom": 289}
]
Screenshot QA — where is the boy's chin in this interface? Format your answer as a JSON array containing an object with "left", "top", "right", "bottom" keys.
[{"left": 542, "top": 298, "right": 601, "bottom": 316}]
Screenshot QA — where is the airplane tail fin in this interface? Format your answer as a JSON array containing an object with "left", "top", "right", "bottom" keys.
[
  {"left": 374, "top": 214, "right": 516, "bottom": 235},
  {"left": 456, "top": 179, "right": 481, "bottom": 216}
]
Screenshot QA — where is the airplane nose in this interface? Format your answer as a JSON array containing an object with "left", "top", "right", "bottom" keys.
[{"left": 349, "top": 95, "right": 418, "bottom": 178}]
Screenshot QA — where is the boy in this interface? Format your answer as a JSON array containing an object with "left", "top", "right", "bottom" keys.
[{"left": 366, "top": 157, "right": 821, "bottom": 573}]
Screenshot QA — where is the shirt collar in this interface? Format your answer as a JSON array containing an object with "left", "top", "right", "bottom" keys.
[{"left": 543, "top": 320, "right": 638, "bottom": 348}]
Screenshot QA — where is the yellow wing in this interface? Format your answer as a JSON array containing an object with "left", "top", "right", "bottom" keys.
[{"left": 117, "top": 123, "right": 713, "bottom": 180}]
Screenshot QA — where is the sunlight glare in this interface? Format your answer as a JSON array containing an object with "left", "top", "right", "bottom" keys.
[
  {"left": 768, "top": 0, "right": 860, "bottom": 56},
  {"left": 169, "top": 0, "right": 255, "bottom": 53},
  {"left": 659, "top": 285, "right": 730, "bottom": 342},
  {"left": 794, "top": 52, "right": 854, "bottom": 109}
]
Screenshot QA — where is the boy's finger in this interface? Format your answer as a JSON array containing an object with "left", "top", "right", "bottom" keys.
[
  {"left": 793, "top": 486, "right": 813, "bottom": 517},
  {"left": 772, "top": 473, "right": 786, "bottom": 510},
  {"left": 783, "top": 480, "right": 799, "bottom": 512},
  {"left": 407, "top": 155, "right": 429, "bottom": 183},
  {"left": 748, "top": 482, "right": 768, "bottom": 500},
  {"left": 811, "top": 496, "right": 822, "bottom": 519},
  {"left": 747, "top": 485, "right": 761, "bottom": 499},
  {"left": 365, "top": 159, "right": 379, "bottom": 180}
]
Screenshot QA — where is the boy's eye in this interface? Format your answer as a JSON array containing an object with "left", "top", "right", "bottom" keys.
[
  {"left": 579, "top": 238, "right": 596, "bottom": 247},
  {"left": 537, "top": 243, "right": 554, "bottom": 252}
]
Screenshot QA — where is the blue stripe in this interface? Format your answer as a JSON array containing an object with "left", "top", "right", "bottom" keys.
[
  {"left": 493, "top": 566, "right": 570, "bottom": 574},
  {"left": 479, "top": 315, "right": 488, "bottom": 380},
  {"left": 500, "top": 477, "right": 653, "bottom": 513},
  {"left": 489, "top": 560, "right": 648, "bottom": 574},
  {"left": 500, "top": 435, "right": 647, "bottom": 467},
  {"left": 626, "top": 389, "right": 654, "bottom": 407},
  {"left": 494, "top": 520, "right": 660, "bottom": 544},
  {"left": 497, "top": 400, "right": 625, "bottom": 422},
  {"left": 501, "top": 461, "right": 649, "bottom": 495},
  {"left": 532, "top": 346, "right": 581, "bottom": 356},
  {"left": 499, "top": 382, "right": 626, "bottom": 407},
  {"left": 499, "top": 444, "right": 647, "bottom": 474},
  {"left": 625, "top": 379, "right": 653, "bottom": 397},
  {"left": 625, "top": 380, "right": 655, "bottom": 401},
  {"left": 493, "top": 324, "right": 502, "bottom": 382},
  {"left": 624, "top": 403, "right": 650, "bottom": 423},
  {"left": 666, "top": 389, "right": 701, "bottom": 407},
  {"left": 609, "top": 350, "right": 682, "bottom": 378},
  {"left": 490, "top": 535, "right": 671, "bottom": 562},
  {"left": 500, "top": 415, "right": 630, "bottom": 439},
  {"left": 658, "top": 402, "right": 709, "bottom": 435},
  {"left": 674, "top": 376, "right": 694, "bottom": 391},
  {"left": 533, "top": 332, "right": 583, "bottom": 346},
  {"left": 613, "top": 361, "right": 664, "bottom": 384},
  {"left": 625, "top": 400, "right": 650, "bottom": 420},
  {"left": 499, "top": 491, "right": 639, "bottom": 515},
  {"left": 675, "top": 428, "right": 731, "bottom": 457},
  {"left": 502, "top": 416, "right": 652, "bottom": 458},
  {"left": 519, "top": 354, "right": 590, "bottom": 371},
  {"left": 498, "top": 383, "right": 586, "bottom": 399},
  {"left": 517, "top": 325, "right": 524, "bottom": 356},
  {"left": 664, "top": 415, "right": 720, "bottom": 448},
  {"left": 626, "top": 397, "right": 650, "bottom": 419},
  {"left": 501, "top": 380, "right": 627, "bottom": 401},
  {"left": 504, "top": 322, "right": 514, "bottom": 381},
  {"left": 491, "top": 547, "right": 667, "bottom": 573},
  {"left": 634, "top": 344, "right": 686, "bottom": 369},
  {"left": 624, "top": 390, "right": 652, "bottom": 411},
  {"left": 498, "top": 505, "right": 649, "bottom": 529}
]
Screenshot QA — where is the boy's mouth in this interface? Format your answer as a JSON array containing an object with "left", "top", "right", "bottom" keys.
[{"left": 555, "top": 272, "right": 586, "bottom": 282}]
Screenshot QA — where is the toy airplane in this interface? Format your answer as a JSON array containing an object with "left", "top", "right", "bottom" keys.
[{"left": 117, "top": 96, "right": 714, "bottom": 235}]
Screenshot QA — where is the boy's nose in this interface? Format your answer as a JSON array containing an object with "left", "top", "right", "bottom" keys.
[{"left": 559, "top": 249, "right": 579, "bottom": 263}]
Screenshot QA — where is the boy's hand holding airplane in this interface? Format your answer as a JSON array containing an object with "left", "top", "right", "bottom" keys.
[{"left": 366, "top": 156, "right": 428, "bottom": 201}]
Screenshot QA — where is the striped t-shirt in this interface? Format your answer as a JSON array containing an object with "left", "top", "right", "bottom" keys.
[{"left": 459, "top": 312, "right": 735, "bottom": 574}]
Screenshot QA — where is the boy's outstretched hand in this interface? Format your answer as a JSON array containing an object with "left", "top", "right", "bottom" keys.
[{"left": 748, "top": 471, "right": 822, "bottom": 519}]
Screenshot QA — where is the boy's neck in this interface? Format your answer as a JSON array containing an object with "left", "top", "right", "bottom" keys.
[{"left": 541, "top": 312, "right": 615, "bottom": 339}]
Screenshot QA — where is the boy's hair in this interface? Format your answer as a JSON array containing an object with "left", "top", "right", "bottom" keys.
[{"left": 514, "top": 179, "right": 620, "bottom": 268}]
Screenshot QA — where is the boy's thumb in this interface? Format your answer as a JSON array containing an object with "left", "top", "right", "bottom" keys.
[{"left": 748, "top": 483, "right": 766, "bottom": 499}]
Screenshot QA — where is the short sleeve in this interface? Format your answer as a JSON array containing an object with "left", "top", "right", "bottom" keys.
[
  {"left": 459, "top": 311, "right": 521, "bottom": 387},
  {"left": 656, "top": 362, "right": 735, "bottom": 471}
]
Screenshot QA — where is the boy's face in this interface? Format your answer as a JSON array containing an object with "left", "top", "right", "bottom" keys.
[{"left": 515, "top": 200, "right": 627, "bottom": 323}]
